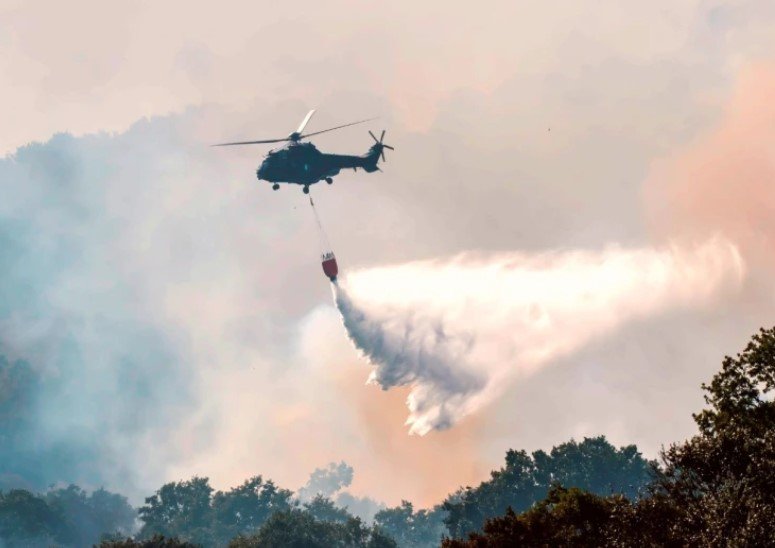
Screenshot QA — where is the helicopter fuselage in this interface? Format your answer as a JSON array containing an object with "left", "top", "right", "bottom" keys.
[{"left": 256, "top": 141, "right": 382, "bottom": 188}]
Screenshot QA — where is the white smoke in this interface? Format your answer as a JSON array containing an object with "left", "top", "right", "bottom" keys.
[{"left": 334, "top": 237, "right": 745, "bottom": 435}]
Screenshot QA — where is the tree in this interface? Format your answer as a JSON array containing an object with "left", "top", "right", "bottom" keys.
[
  {"left": 229, "top": 509, "right": 397, "bottom": 548},
  {"left": 303, "top": 494, "right": 352, "bottom": 523},
  {"left": 139, "top": 476, "right": 214, "bottom": 545},
  {"left": 88, "top": 487, "right": 138, "bottom": 539},
  {"left": 443, "top": 485, "right": 628, "bottom": 548},
  {"left": 44, "top": 484, "right": 136, "bottom": 546},
  {"left": 0, "top": 489, "right": 58, "bottom": 546},
  {"left": 443, "top": 326, "right": 775, "bottom": 547},
  {"left": 374, "top": 500, "right": 446, "bottom": 548},
  {"left": 442, "top": 437, "right": 653, "bottom": 538},
  {"left": 139, "top": 475, "right": 296, "bottom": 546},
  {"left": 532, "top": 436, "right": 653, "bottom": 499},
  {"left": 99, "top": 534, "right": 198, "bottom": 547},
  {"left": 652, "top": 326, "right": 775, "bottom": 545},
  {"left": 0, "top": 486, "right": 135, "bottom": 548},
  {"left": 210, "top": 476, "right": 294, "bottom": 544}
]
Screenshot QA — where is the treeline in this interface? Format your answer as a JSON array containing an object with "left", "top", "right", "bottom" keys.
[
  {"left": 2, "top": 327, "right": 774, "bottom": 547},
  {"left": 0, "top": 438, "right": 652, "bottom": 547},
  {"left": 0, "top": 485, "right": 135, "bottom": 546},
  {"left": 114, "top": 435, "right": 653, "bottom": 547},
  {"left": 444, "top": 327, "right": 775, "bottom": 546}
]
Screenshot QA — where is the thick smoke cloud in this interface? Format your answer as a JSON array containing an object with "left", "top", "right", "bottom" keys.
[
  {"left": 0, "top": 111, "right": 362, "bottom": 496},
  {"left": 0, "top": 131, "right": 198, "bottom": 493},
  {"left": 335, "top": 239, "right": 744, "bottom": 435}
]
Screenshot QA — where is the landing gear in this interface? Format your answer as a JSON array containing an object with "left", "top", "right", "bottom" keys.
[
  {"left": 272, "top": 183, "right": 280, "bottom": 191},
  {"left": 325, "top": 177, "right": 333, "bottom": 185},
  {"left": 303, "top": 186, "right": 310, "bottom": 194}
]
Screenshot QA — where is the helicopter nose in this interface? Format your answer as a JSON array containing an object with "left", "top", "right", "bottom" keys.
[{"left": 257, "top": 165, "right": 265, "bottom": 180}]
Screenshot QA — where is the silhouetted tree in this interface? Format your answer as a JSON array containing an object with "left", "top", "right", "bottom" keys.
[
  {"left": 0, "top": 486, "right": 134, "bottom": 547},
  {"left": 210, "top": 476, "right": 294, "bottom": 544},
  {"left": 99, "top": 534, "right": 198, "bottom": 547},
  {"left": 139, "top": 475, "right": 295, "bottom": 546},
  {"left": 303, "top": 494, "right": 352, "bottom": 523},
  {"left": 374, "top": 500, "right": 446, "bottom": 548},
  {"left": 0, "top": 489, "right": 59, "bottom": 546},
  {"left": 229, "top": 508, "right": 396, "bottom": 548},
  {"left": 443, "top": 485, "right": 627, "bottom": 548},
  {"left": 443, "top": 436, "right": 653, "bottom": 538},
  {"left": 45, "top": 484, "right": 135, "bottom": 546},
  {"left": 139, "top": 477, "right": 214, "bottom": 545},
  {"left": 651, "top": 326, "right": 775, "bottom": 545}
]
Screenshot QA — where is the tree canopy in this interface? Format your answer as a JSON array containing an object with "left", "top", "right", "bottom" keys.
[
  {"left": 445, "top": 326, "right": 775, "bottom": 546},
  {"left": 229, "top": 509, "right": 396, "bottom": 548},
  {"left": 138, "top": 475, "right": 294, "bottom": 546},
  {"left": 374, "top": 500, "right": 447, "bottom": 548},
  {"left": 442, "top": 436, "right": 653, "bottom": 538},
  {"left": 0, "top": 485, "right": 134, "bottom": 547}
]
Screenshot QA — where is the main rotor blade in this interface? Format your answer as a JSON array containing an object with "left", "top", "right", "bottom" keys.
[
  {"left": 211, "top": 138, "right": 289, "bottom": 146},
  {"left": 302, "top": 117, "right": 378, "bottom": 139},
  {"left": 296, "top": 109, "right": 316, "bottom": 135}
]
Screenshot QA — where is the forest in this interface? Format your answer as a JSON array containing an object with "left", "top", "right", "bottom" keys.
[{"left": 2, "top": 326, "right": 774, "bottom": 547}]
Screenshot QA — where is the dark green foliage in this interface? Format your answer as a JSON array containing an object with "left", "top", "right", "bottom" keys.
[
  {"left": 651, "top": 326, "right": 775, "bottom": 545},
  {"left": 443, "top": 486, "right": 628, "bottom": 548},
  {"left": 211, "top": 476, "right": 294, "bottom": 543},
  {"left": 47, "top": 484, "right": 136, "bottom": 546},
  {"left": 442, "top": 436, "right": 653, "bottom": 538},
  {"left": 99, "top": 534, "right": 199, "bottom": 547},
  {"left": 373, "top": 500, "right": 446, "bottom": 548},
  {"left": 531, "top": 436, "right": 653, "bottom": 498},
  {"left": 303, "top": 494, "right": 353, "bottom": 523},
  {"left": 138, "top": 475, "right": 294, "bottom": 546},
  {"left": 139, "top": 477, "right": 214, "bottom": 545},
  {"left": 229, "top": 509, "right": 396, "bottom": 548},
  {"left": 0, "top": 485, "right": 135, "bottom": 547},
  {"left": 442, "top": 487, "right": 693, "bottom": 547},
  {"left": 0, "top": 489, "right": 59, "bottom": 546}
]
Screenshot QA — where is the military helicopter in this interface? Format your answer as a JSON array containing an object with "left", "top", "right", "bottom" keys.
[{"left": 214, "top": 110, "right": 393, "bottom": 194}]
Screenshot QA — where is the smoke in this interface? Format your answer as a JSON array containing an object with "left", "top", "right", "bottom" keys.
[
  {"left": 645, "top": 62, "right": 775, "bottom": 259},
  {"left": 334, "top": 238, "right": 744, "bottom": 435},
  {"left": 0, "top": 130, "right": 200, "bottom": 494}
]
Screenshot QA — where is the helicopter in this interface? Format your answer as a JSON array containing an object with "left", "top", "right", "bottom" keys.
[{"left": 214, "top": 110, "right": 393, "bottom": 194}]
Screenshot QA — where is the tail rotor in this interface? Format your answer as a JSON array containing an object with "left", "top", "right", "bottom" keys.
[{"left": 369, "top": 130, "right": 394, "bottom": 163}]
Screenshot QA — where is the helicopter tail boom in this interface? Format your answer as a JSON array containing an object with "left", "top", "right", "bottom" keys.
[{"left": 320, "top": 130, "right": 393, "bottom": 174}]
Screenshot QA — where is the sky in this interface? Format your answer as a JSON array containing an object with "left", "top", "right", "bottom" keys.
[{"left": 1, "top": 0, "right": 774, "bottom": 508}]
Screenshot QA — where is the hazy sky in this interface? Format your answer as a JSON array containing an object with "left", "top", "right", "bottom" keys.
[{"left": 1, "top": 0, "right": 774, "bottom": 507}]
